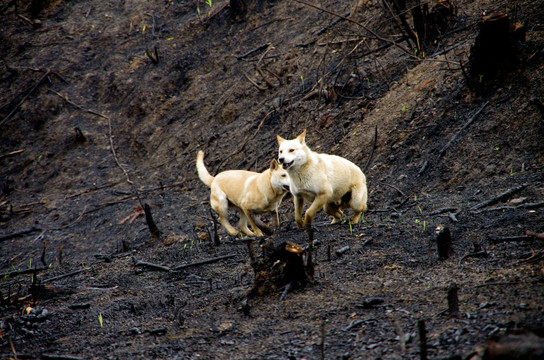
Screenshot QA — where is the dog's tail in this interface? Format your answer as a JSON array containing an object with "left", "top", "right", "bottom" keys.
[{"left": 196, "top": 150, "right": 214, "bottom": 187}]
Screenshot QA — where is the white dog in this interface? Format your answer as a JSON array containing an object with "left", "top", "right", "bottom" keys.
[
  {"left": 196, "top": 150, "right": 290, "bottom": 237},
  {"left": 276, "top": 130, "right": 368, "bottom": 228}
]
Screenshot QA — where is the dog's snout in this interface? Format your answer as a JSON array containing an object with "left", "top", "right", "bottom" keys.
[{"left": 278, "top": 157, "right": 284, "bottom": 164}]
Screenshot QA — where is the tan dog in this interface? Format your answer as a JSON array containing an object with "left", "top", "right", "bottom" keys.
[
  {"left": 196, "top": 150, "right": 290, "bottom": 237},
  {"left": 276, "top": 130, "right": 368, "bottom": 228}
]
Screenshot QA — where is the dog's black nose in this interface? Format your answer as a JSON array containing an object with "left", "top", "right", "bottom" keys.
[{"left": 278, "top": 157, "right": 284, "bottom": 164}]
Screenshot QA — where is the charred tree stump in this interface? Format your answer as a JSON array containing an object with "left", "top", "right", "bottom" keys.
[
  {"left": 249, "top": 231, "right": 315, "bottom": 299},
  {"left": 418, "top": 319, "right": 427, "bottom": 360},
  {"left": 144, "top": 203, "right": 161, "bottom": 238},
  {"left": 436, "top": 225, "right": 453, "bottom": 260},
  {"left": 447, "top": 283, "right": 459, "bottom": 317},
  {"left": 230, "top": 0, "right": 247, "bottom": 21},
  {"left": 469, "top": 12, "right": 523, "bottom": 82}
]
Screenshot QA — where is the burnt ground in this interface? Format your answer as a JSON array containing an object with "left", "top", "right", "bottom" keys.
[{"left": 1, "top": 0, "right": 544, "bottom": 359}]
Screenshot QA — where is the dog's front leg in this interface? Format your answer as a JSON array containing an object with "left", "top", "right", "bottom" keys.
[
  {"left": 303, "top": 193, "right": 328, "bottom": 227},
  {"left": 294, "top": 195, "right": 305, "bottom": 228}
]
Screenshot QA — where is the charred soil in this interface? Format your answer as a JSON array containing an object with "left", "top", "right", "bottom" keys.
[{"left": 1, "top": 0, "right": 544, "bottom": 359}]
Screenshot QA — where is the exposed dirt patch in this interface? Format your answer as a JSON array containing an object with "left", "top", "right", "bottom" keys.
[{"left": 1, "top": 0, "right": 544, "bottom": 359}]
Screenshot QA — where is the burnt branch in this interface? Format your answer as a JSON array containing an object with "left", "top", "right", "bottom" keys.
[
  {"left": 470, "top": 183, "right": 528, "bottom": 210},
  {"left": 172, "top": 254, "right": 237, "bottom": 271},
  {"left": 132, "top": 257, "right": 171, "bottom": 272}
]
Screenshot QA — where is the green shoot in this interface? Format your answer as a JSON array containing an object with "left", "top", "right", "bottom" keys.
[
  {"left": 98, "top": 313, "right": 103, "bottom": 328},
  {"left": 300, "top": 75, "right": 305, "bottom": 92}
]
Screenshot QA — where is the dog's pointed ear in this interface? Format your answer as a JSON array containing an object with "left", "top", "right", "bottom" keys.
[
  {"left": 277, "top": 134, "right": 285, "bottom": 144},
  {"left": 297, "top": 129, "right": 307, "bottom": 144},
  {"left": 270, "top": 159, "right": 278, "bottom": 170}
]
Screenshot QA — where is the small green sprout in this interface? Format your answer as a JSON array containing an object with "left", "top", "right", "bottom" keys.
[
  {"left": 300, "top": 75, "right": 305, "bottom": 92},
  {"left": 98, "top": 313, "right": 103, "bottom": 328},
  {"left": 402, "top": 105, "right": 407, "bottom": 113}
]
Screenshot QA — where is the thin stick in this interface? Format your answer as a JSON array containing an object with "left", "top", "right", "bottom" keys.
[
  {"left": 172, "top": 254, "right": 236, "bottom": 271},
  {"left": 237, "top": 43, "right": 270, "bottom": 60},
  {"left": 0, "top": 227, "right": 42, "bottom": 242},
  {"left": 243, "top": 72, "right": 267, "bottom": 91},
  {"left": 0, "top": 149, "right": 25, "bottom": 160},
  {"left": 362, "top": 125, "right": 378, "bottom": 173},
  {"left": 132, "top": 257, "right": 171, "bottom": 272},
  {"left": 438, "top": 101, "right": 489, "bottom": 158},
  {"left": 43, "top": 268, "right": 90, "bottom": 284}
]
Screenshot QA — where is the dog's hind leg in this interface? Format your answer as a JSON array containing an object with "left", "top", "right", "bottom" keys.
[
  {"left": 211, "top": 191, "right": 240, "bottom": 236},
  {"left": 349, "top": 183, "right": 368, "bottom": 224}
]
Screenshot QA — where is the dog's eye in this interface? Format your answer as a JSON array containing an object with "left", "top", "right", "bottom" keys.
[
  {"left": 281, "top": 174, "right": 287, "bottom": 177},
  {"left": 289, "top": 149, "right": 294, "bottom": 153}
]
